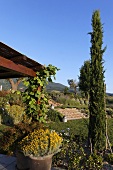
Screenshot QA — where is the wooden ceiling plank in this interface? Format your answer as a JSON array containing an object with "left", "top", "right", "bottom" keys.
[
  {"left": 0, "top": 74, "right": 26, "bottom": 79},
  {"left": 0, "top": 42, "right": 21, "bottom": 56},
  {"left": 0, "top": 72, "right": 23, "bottom": 79},
  {"left": 11, "top": 55, "right": 27, "bottom": 62}
]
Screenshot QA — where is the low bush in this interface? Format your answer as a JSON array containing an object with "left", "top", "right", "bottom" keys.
[
  {"left": 106, "top": 108, "right": 113, "bottom": 117},
  {"left": 104, "top": 153, "right": 113, "bottom": 164},
  {"left": 56, "top": 104, "right": 88, "bottom": 111},
  {"left": 0, "top": 96, "right": 9, "bottom": 107},
  {"left": 0, "top": 104, "right": 26, "bottom": 125},
  {"left": 53, "top": 140, "right": 86, "bottom": 169},
  {"left": 107, "top": 118, "right": 113, "bottom": 145},
  {"left": 56, "top": 96, "right": 80, "bottom": 106},
  {"left": 0, "top": 122, "right": 44, "bottom": 155},
  {"left": 52, "top": 127, "right": 103, "bottom": 170},
  {"left": 85, "top": 152, "right": 103, "bottom": 170},
  {"left": 81, "top": 108, "right": 89, "bottom": 116},
  {"left": 106, "top": 96, "right": 113, "bottom": 105},
  {"left": 47, "top": 109, "right": 63, "bottom": 122},
  {"left": 8, "top": 93, "right": 24, "bottom": 106},
  {"left": 0, "top": 92, "right": 24, "bottom": 107},
  {"left": 52, "top": 125, "right": 86, "bottom": 169}
]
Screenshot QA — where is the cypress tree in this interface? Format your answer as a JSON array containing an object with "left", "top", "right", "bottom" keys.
[
  {"left": 78, "top": 60, "right": 90, "bottom": 99},
  {"left": 88, "top": 10, "right": 106, "bottom": 152}
]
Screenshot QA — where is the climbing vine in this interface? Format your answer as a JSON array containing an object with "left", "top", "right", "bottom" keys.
[{"left": 23, "top": 64, "right": 59, "bottom": 122}]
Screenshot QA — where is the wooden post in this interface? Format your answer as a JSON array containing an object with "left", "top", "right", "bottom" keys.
[{"left": 90, "top": 138, "right": 93, "bottom": 154}]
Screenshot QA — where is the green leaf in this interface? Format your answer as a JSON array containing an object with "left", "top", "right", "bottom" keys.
[{"left": 22, "top": 64, "right": 59, "bottom": 122}]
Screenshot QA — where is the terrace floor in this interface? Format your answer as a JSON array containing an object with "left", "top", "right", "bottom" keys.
[
  {"left": 0, "top": 154, "right": 16, "bottom": 170},
  {"left": 0, "top": 154, "right": 65, "bottom": 170}
]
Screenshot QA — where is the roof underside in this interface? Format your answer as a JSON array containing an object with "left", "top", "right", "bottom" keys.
[{"left": 0, "top": 42, "right": 43, "bottom": 79}]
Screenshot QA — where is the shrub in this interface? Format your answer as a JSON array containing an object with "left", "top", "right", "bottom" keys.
[
  {"left": 0, "top": 122, "right": 44, "bottom": 155},
  {"left": 68, "top": 147, "right": 86, "bottom": 170},
  {"left": 0, "top": 104, "right": 26, "bottom": 125},
  {"left": 52, "top": 129, "right": 87, "bottom": 169},
  {"left": 107, "top": 118, "right": 113, "bottom": 145},
  {"left": 0, "top": 124, "right": 29, "bottom": 155},
  {"left": 81, "top": 108, "right": 89, "bottom": 116},
  {"left": 55, "top": 102, "right": 88, "bottom": 111},
  {"left": 106, "top": 108, "right": 113, "bottom": 117},
  {"left": 79, "top": 98, "right": 85, "bottom": 105},
  {"left": 0, "top": 93, "right": 24, "bottom": 107},
  {"left": 47, "top": 109, "right": 63, "bottom": 122},
  {"left": 0, "top": 96, "right": 9, "bottom": 107},
  {"left": 56, "top": 96, "right": 80, "bottom": 107},
  {"left": 106, "top": 96, "right": 113, "bottom": 105},
  {"left": 104, "top": 153, "right": 113, "bottom": 164},
  {"left": 85, "top": 152, "right": 103, "bottom": 170},
  {"left": 8, "top": 93, "right": 24, "bottom": 106}
]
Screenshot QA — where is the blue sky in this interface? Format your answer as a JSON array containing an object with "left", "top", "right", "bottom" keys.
[{"left": 0, "top": 1, "right": 112, "bottom": 92}]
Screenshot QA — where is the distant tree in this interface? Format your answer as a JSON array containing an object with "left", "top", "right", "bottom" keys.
[
  {"left": 7, "top": 78, "right": 23, "bottom": 91},
  {"left": 88, "top": 10, "right": 106, "bottom": 152},
  {"left": 78, "top": 60, "right": 90, "bottom": 99},
  {"left": 63, "top": 87, "right": 69, "bottom": 95},
  {"left": 67, "top": 79, "right": 78, "bottom": 95}
]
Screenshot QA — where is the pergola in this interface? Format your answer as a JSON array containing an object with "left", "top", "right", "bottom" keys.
[{"left": 0, "top": 42, "right": 43, "bottom": 79}]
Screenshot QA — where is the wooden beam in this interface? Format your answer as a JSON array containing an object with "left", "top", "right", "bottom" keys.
[
  {"left": 11, "top": 55, "right": 27, "bottom": 62},
  {"left": 11, "top": 55, "right": 44, "bottom": 70},
  {"left": 0, "top": 56, "right": 36, "bottom": 77},
  {"left": 0, "top": 70, "right": 23, "bottom": 79}
]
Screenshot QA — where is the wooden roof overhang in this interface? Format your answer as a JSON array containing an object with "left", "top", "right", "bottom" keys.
[{"left": 0, "top": 42, "right": 43, "bottom": 79}]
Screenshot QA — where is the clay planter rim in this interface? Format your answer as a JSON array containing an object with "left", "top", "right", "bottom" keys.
[{"left": 28, "top": 153, "right": 54, "bottom": 160}]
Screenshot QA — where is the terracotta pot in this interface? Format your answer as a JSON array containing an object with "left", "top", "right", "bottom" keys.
[
  {"left": 28, "top": 154, "right": 53, "bottom": 170},
  {"left": 16, "top": 150, "right": 29, "bottom": 170}
]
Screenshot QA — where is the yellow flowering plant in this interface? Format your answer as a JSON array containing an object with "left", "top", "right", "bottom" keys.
[{"left": 18, "top": 128, "right": 63, "bottom": 157}]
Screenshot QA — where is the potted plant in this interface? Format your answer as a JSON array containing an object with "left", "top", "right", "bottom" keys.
[
  {"left": 17, "top": 128, "right": 63, "bottom": 170},
  {"left": 15, "top": 64, "right": 60, "bottom": 170}
]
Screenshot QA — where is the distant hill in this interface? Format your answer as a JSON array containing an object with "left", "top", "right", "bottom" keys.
[
  {"left": 0, "top": 79, "right": 67, "bottom": 92},
  {"left": 106, "top": 93, "right": 113, "bottom": 96},
  {"left": 46, "top": 82, "right": 67, "bottom": 92},
  {"left": 0, "top": 79, "right": 112, "bottom": 95}
]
